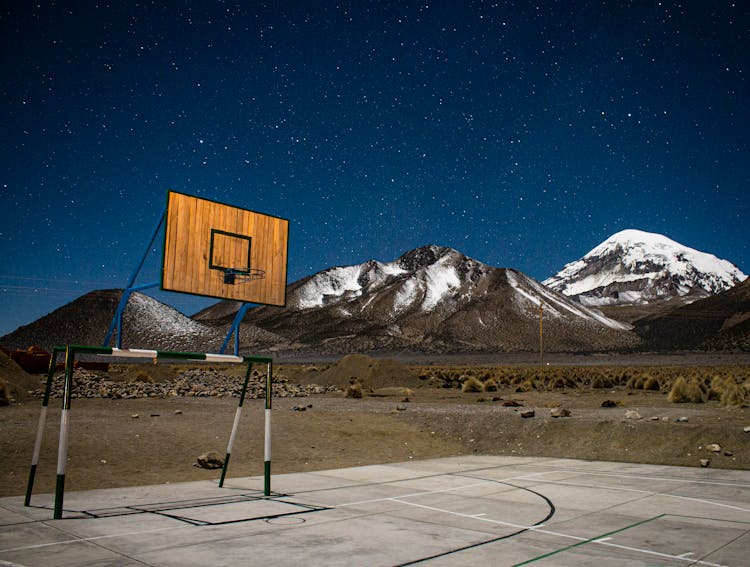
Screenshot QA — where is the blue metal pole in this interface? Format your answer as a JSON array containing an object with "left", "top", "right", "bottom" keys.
[
  {"left": 220, "top": 303, "right": 251, "bottom": 355},
  {"left": 103, "top": 209, "right": 165, "bottom": 347}
]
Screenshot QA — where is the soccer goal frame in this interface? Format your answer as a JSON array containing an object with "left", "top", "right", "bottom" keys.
[{"left": 25, "top": 345, "right": 274, "bottom": 520}]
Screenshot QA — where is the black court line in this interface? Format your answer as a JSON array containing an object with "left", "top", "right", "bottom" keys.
[
  {"left": 61, "top": 492, "right": 330, "bottom": 526},
  {"left": 268, "top": 460, "right": 561, "bottom": 500},
  {"left": 393, "top": 474, "right": 557, "bottom": 566}
]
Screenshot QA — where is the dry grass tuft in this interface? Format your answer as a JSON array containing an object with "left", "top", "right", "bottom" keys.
[
  {"left": 462, "top": 376, "right": 484, "bottom": 393},
  {"left": 482, "top": 378, "right": 498, "bottom": 392},
  {"left": 626, "top": 376, "right": 644, "bottom": 390},
  {"left": 667, "top": 376, "right": 704, "bottom": 403},
  {"left": 345, "top": 377, "right": 363, "bottom": 398},
  {"left": 720, "top": 380, "right": 746, "bottom": 407},
  {"left": 642, "top": 376, "right": 661, "bottom": 391}
]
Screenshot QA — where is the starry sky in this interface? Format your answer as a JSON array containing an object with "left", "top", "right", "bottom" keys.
[{"left": 1, "top": 1, "right": 748, "bottom": 337}]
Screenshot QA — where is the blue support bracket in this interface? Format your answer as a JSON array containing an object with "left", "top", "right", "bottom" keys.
[
  {"left": 220, "top": 303, "right": 251, "bottom": 355},
  {"left": 103, "top": 209, "right": 166, "bottom": 348}
]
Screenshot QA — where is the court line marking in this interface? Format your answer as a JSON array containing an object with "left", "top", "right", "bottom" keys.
[
  {"left": 516, "top": 464, "right": 750, "bottom": 488},
  {"left": 508, "top": 477, "right": 750, "bottom": 513},
  {"left": 389, "top": 500, "right": 727, "bottom": 567},
  {"left": 333, "top": 471, "right": 556, "bottom": 508},
  {"left": 0, "top": 524, "right": 190, "bottom": 554}
]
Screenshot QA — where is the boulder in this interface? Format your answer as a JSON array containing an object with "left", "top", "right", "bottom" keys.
[{"left": 196, "top": 451, "right": 225, "bottom": 469}]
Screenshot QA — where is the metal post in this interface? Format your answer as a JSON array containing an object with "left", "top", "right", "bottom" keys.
[
  {"left": 103, "top": 208, "right": 166, "bottom": 347},
  {"left": 54, "top": 346, "right": 75, "bottom": 519},
  {"left": 219, "top": 362, "right": 253, "bottom": 487},
  {"left": 539, "top": 303, "right": 544, "bottom": 367},
  {"left": 220, "top": 303, "right": 251, "bottom": 355},
  {"left": 264, "top": 361, "right": 272, "bottom": 496},
  {"left": 25, "top": 346, "right": 64, "bottom": 506}
]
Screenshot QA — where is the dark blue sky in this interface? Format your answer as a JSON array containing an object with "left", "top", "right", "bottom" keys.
[{"left": 1, "top": 1, "right": 748, "bottom": 337}]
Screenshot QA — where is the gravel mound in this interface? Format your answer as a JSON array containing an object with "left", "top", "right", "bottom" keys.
[{"left": 30, "top": 368, "right": 337, "bottom": 400}]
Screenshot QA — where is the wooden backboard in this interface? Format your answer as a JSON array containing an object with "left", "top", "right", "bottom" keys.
[{"left": 161, "top": 191, "right": 288, "bottom": 306}]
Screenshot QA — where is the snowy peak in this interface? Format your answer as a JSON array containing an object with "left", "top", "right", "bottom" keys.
[
  {"left": 290, "top": 246, "right": 475, "bottom": 313},
  {"left": 396, "top": 245, "right": 455, "bottom": 271},
  {"left": 544, "top": 229, "right": 747, "bottom": 306}
]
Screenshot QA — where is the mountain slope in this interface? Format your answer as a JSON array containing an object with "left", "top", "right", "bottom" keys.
[
  {"left": 634, "top": 278, "right": 750, "bottom": 351},
  {"left": 544, "top": 229, "right": 746, "bottom": 311},
  {"left": 198, "top": 245, "right": 637, "bottom": 353},
  {"left": 0, "top": 290, "right": 250, "bottom": 353}
]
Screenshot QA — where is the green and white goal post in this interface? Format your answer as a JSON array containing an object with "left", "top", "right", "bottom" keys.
[{"left": 23, "top": 345, "right": 274, "bottom": 520}]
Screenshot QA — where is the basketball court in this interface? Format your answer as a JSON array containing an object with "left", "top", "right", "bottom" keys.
[{"left": 2, "top": 455, "right": 748, "bottom": 566}]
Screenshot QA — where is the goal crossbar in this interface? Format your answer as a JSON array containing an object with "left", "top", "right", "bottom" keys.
[{"left": 24, "top": 345, "right": 274, "bottom": 520}]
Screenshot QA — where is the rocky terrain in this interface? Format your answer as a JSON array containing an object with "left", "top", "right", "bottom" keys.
[{"left": 3, "top": 352, "right": 749, "bottom": 499}]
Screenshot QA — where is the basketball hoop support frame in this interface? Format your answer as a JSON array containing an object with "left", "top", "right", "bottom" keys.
[{"left": 102, "top": 208, "right": 251, "bottom": 355}]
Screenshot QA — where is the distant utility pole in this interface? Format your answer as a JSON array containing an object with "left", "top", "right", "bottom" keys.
[{"left": 539, "top": 303, "right": 544, "bottom": 367}]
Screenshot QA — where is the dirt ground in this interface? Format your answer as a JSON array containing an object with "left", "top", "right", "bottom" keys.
[{"left": 2, "top": 355, "right": 749, "bottom": 498}]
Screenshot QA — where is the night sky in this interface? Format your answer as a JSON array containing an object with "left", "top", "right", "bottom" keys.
[{"left": 1, "top": 1, "right": 747, "bottom": 337}]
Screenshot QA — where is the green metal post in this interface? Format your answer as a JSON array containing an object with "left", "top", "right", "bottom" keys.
[
  {"left": 54, "top": 346, "right": 75, "bottom": 519},
  {"left": 25, "top": 346, "right": 65, "bottom": 506},
  {"left": 264, "top": 360, "right": 272, "bottom": 496}
]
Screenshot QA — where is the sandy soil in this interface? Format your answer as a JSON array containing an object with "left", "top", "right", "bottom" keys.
[{"left": 3, "top": 376, "right": 749, "bottom": 498}]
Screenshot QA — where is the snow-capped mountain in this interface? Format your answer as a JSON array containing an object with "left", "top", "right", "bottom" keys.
[
  {"left": 543, "top": 229, "right": 747, "bottom": 308},
  {"left": 197, "top": 245, "right": 637, "bottom": 353}
]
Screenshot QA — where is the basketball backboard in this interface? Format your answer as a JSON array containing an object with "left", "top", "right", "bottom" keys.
[{"left": 161, "top": 191, "right": 288, "bottom": 306}]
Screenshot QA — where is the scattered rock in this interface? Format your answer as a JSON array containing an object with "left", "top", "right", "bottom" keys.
[
  {"left": 550, "top": 407, "right": 571, "bottom": 418},
  {"left": 676, "top": 416, "right": 689, "bottom": 423},
  {"left": 700, "top": 458, "right": 710, "bottom": 468},
  {"left": 724, "top": 450, "right": 734, "bottom": 457},
  {"left": 625, "top": 410, "right": 641, "bottom": 420},
  {"left": 744, "top": 426, "right": 750, "bottom": 433},
  {"left": 705, "top": 443, "right": 721, "bottom": 453},
  {"left": 150, "top": 414, "right": 160, "bottom": 417},
  {"left": 601, "top": 400, "right": 617, "bottom": 408},
  {"left": 195, "top": 451, "right": 225, "bottom": 470},
  {"left": 503, "top": 400, "right": 523, "bottom": 407},
  {"left": 174, "top": 410, "right": 182, "bottom": 415},
  {"left": 396, "top": 404, "right": 407, "bottom": 411},
  {"left": 130, "top": 414, "right": 139, "bottom": 419},
  {"left": 32, "top": 368, "right": 338, "bottom": 401},
  {"left": 520, "top": 410, "right": 535, "bottom": 418},
  {"left": 292, "top": 405, "right": 307, "bottom": 411}
]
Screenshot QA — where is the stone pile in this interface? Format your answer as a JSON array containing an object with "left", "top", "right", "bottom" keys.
[{"left": 33, "top": 369, "right": 337, "bottom": 400}]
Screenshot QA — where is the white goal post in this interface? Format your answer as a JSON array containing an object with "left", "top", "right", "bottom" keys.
[{"left": 24, "top": 345, "right": 273, "bottom": 520}]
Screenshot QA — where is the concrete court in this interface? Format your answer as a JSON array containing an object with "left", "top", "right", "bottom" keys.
[{"left": 1, "top": 456, "right": 749, "bottom": 567}]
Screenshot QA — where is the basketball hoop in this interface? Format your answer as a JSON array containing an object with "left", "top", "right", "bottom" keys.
[{"left": 223, "top": 267, "right": 266, "bottom": 285}]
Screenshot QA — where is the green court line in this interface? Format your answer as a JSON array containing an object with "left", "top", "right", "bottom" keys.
[
  {"left": 665, "top": 513, "right": 750, "bottom": 525},
  {"left": 512, "top": 514, "right": 666, "bottom": 566}
]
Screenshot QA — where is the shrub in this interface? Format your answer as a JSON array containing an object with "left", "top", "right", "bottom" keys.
[
  {"left": 626, "top": 376, "right": 644, "bottom": 390},
  {"left": 345, "top": 377, "right": 363, "bottom": 399},
  {"left": 482, "top": 378, "right": 498, "bottom": 392},
  {"left": 515, "top": 378, "right": 536, "bottom": 393},
  {"left": 720, "top": 381, "right": 746, "bottom": 407},
  {"left": 462, "top": 376, "right": 483, "bottom": 393},
  {"left": 642, "top": 376, "right": 661, "bottom": 391},
  {"left": 667, "top": 376, "right": 704, "bottom": 403}
]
